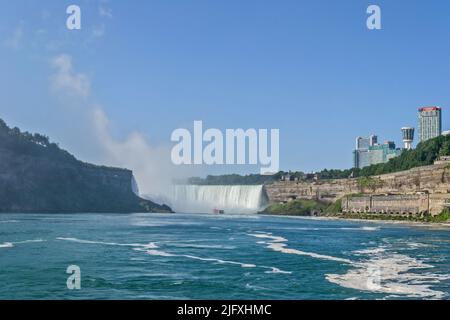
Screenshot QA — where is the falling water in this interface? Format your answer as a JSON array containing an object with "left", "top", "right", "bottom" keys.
[{"left": 169, "top": 185, "right": 269, "bottom": 214}]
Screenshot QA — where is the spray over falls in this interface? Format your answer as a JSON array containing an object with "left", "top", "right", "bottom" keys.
[{"left": 169, "top": 185, "right": 269, "bottom": 214}]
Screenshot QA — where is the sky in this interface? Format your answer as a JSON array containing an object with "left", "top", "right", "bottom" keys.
[{"left": 1, "top": 0, "right": 450, "bottom": 193}]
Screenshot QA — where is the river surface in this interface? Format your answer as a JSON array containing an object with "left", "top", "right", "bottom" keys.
[{"left": 0, "top": 213, "right": 449, "bottom": 299}]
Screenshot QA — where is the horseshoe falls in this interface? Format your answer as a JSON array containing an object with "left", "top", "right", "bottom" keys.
[{"left": 169, "top": 185, "right": 269, "bottom": 214}]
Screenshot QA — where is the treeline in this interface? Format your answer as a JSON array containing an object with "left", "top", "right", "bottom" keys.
[
  {"left": 186, "top": 173, "right": 279, "bottom": 185},
  {"left": 186, "top": 134, "right": 450, "bottom": 184},
  {"left": 0, "top": 118, "right": 77, "bottom": 163}
]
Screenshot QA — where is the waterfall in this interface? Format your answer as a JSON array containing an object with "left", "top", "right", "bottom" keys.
[
  {"left": 169, "top": 185, "right": 268, "bottom": 214},
  {"left": 131, "top": 174, "right": 140, "bottom": 196}
]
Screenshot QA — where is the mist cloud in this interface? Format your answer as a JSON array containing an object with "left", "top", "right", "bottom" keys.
[
  {"left": 50, "top": 54, "right": 91, "bottom": 98},
  {"left": 49, "top": 54, "right": 195, "bottom": 202}
]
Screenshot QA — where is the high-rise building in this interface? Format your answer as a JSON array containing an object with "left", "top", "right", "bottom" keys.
[
  {"left": 418, "top": 107, "right": 442, "bottom": 142},
  {"left": 355, "top": 135, "right": 377, "bottom": 150},
  {"left": 353, "top": 136, "right": 402, "bottom": 169},
  {"left": 353, "top": 135, "right": 377, "bottom": 168},
  {"left": 401, "top": 127, "right": 414, "bottom": 150}
]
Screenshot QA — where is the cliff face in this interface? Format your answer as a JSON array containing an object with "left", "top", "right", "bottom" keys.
[
  {"left": 265, "top": 162, "right": 450, "bottom": 215},
  {"left": 0, "top": 119, "right": 172, "bottom": 213}
]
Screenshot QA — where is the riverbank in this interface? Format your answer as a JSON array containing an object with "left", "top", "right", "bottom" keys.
[
  {"left": 325, "top": 211, "right": 450, "bottom": 223},
  {"left": 260, "top": 199, "right": 450, "bottom": 224}
]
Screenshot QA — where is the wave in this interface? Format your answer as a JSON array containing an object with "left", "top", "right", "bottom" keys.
[
  {"left": 130, "top": 218, "right": 203, "bottom": 227},
  {"left": 406, "top": 242, "right": 432, "bottom": 249},
  {"left": 326, "top": 246, "right": 450, "bottom": 299},
  {"left": 263, "top": 267, "right": 292, "bottom": 274},
  {"left": 56, "top": 237, "right": 157, "bottom": 249},
  {"left": 0, "top": 239, "right": 45, "bottom": 249},
  {"left": 248, "top": 232, "right": 353, "bottom": 264},
  {"left": 0, "top": 220, "right": 19, "bottom": 224},
  {"left": 122, "top": 242, "right": 261, "bottom": 269},
  {"left": 245, "top": 283, "right": 270, "bottom": 291},
  {"left": 167, "top": 243, "right": 236, "bottom": 250},
  {"left": 277, "top": 226, "right": 380, "bottom": 232},
  {"left": 0, "top": 242, "right": 13, "bottom": 248},
  {"left": 181, "top": 254, "right": 256, "bottom": 268},
  {"left": 249, "top": 231, "right": 449, "bottom": 299},
  {"left": 340, "top": 226, "right": 380, "bottom": 231},
  {"left": 144, "top": 249, "right": 175, "bottom": 257},
  {"left": 14, "top": 239, "right": 45, "bottom": 244},
  {"left": 57, "top": 236, "right": 289, "bottom": 274},
  {"left": 142, "top": 242, "right": 257, "bottom": 268}
]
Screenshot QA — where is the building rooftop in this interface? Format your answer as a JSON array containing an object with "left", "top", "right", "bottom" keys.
[{"left": 419, "top": 106, "right": 441, "bottom": 112}]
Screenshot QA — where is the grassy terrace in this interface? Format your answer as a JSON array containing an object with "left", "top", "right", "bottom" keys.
[{"left": 260, "top": 198, "right": 450, "bottom": 223}]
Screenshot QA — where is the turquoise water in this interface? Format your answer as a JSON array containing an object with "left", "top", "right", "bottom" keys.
[{"left": 0, "top": 213, "right": 449, "bottom": 300}]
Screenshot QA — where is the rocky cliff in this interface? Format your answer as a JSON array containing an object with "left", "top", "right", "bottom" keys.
[
  {"left": 0, "top": 118, "right": 172, "bottom": 213},
  {"left": 265, "top": 162, "right": 450, "bottom": 215}
]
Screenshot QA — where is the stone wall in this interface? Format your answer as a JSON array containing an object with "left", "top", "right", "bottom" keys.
[
  {"left": 342, "top": 194, "right": 429, "bottom": 215},
  {"left": 264, "top": 162, "right": 450, "bottom": 216}
]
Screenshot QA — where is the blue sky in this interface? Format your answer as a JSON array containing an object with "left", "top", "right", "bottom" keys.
[{"left": 1, "top": 0, "right": 450, "bottom": 177}]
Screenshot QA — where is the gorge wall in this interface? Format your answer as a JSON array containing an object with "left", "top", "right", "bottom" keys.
[
  {"left": 265, "top": 162, "right": 450, "bottom": 215},
  {"left": 0, "top": 118, "right": 172, "bottom": 213}
]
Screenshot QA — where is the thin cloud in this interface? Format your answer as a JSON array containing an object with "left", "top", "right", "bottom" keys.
[
  {"left": 92, "top": 24, "right": 106, "bottom": 38},
  {"left": 4, "top": 24, "right": 23, "bottom": 50},
  {"left": 99, "top": 6, "right": 113, "bottom": 19},
  {"left": 50, "top": 54, "right": 91, "bottom": 98}
]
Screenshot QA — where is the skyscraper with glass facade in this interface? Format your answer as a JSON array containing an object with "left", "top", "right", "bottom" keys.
[
  {"left": 353, "top": 137, "right": 402, "bottom": 169},
  {"left": 418, "top": 107, "right": 442, "bottom": 142}
]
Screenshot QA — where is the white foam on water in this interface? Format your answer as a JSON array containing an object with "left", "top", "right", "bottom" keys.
[
  {"left": 0, "top": 220, "right": 19, "bottom": 224},
  {"left": 354, "top": 247, "right": 386, "bottom": 255},
  {"left": 168, "top": 243, "right": 236, "bottom": 250},
  {"left": 264, "top": 267, "right": 292, "bottom": 274},
  {"left": 130, "top": 218, "right": 203, "bottom": 227},
  {"left": 57, "top": 237, "right": 157, "bottom": 249},
  {"left": 279, "top": 227, "right": 322, "bottom": 231},
  {"left": 182, "top": 254, "right": 257, "bottom": 268},
  {"left": 267, "top": 242, "right": 353, "bottom": 264},
  {"left": 405, "top": 242, "right": 433, "bottom": 249},
  {"left": 341, "top": 226, "right": 379, "bottom": 231},
  {"left": 326, "top": 246, "right": 450, "bottom": 299},
  {"left": 145, "top": 249, "right": 175, "bottom": 257},
  {"left": 144, "top": 240, "right": 291, "bottom": 272},
  {"left": 0, "top": 239, "right": 45, "bottom": 248},
  {"left": 249, "top": 233, "right": 288, "bottom": 243},
  {"left": 250, "top": 232, "right": 449, "bottom": 299},
  {"left": 0, "top": 242, "right": 14, "bottom": 248},
  {"left": 245, "top": 283, "right": 270, "bottom": 291},
  {"left": 142, "top": 246, "right": 257, "bottom": 268},
  {"left": 360, "top": 226, "right": 380, "bottom": 231},
  {"left": 14, "top": 239, "right": 45, "bottom": 244},
  {"left": 56, "top": 236, "right": 290, "bottom": 274},
  {"left": 343, "top": 226, "right": 379, "bottom": 231},
  {"left": 279, "top": 226, "right": 379, "bottom": 232},
  {"left": 248, "top": 232, "right": 352, "bottom": 264}
]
